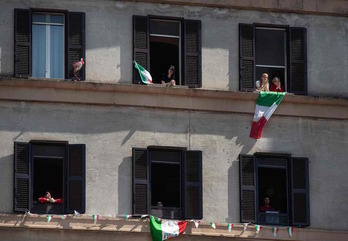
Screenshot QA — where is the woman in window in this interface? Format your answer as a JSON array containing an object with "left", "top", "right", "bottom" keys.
[
  {"left": 256, "top": 73, "right": 269, "bottom": 92},
  {"left": 270, "top": 77, "right": 285, "bottom": 92},
  {"left": 161, "top": 65, "right": 176, "bottom": 87}
]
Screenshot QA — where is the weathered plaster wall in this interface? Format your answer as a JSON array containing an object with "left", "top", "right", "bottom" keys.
[
  {"left": 0, "top": 101, "right": 347, "bottom": 230},
  {"left": 0, "top": 0, "right": 347, "bottom": 97}
]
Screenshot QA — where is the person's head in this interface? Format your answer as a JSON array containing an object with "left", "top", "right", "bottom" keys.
[
  {"left": 264, "top": 196, "right": 271, "bottom": 205},
  {"left": 261, "top": 73, "right": 269, "bottom": 84},
  {"left": 272, "top": 77, "right": 281, "bottom": 86},
  {"left": 168, "top": 65, "right": 175, "bottom": 78},
  {"left": 45, "top": 192, "right": 51, "bottom": 198}
]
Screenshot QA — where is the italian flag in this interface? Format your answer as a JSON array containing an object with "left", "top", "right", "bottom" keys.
[
  {"left": 272, "top": 227, "right": 278, "bottom": 237},
  {"left": 47, "top": 215, "right": 53, "bottom": 222},
  {"left": 227, "top": 223, "right": 233, "bottom": 232},
  {"left": 250, "top": 91, "right": 286, "bottom": 139},
  {"left": 288, "top": 227, "right": 293, "bottom": 237},
  {"left": 210, "top": 222, "right": 216, "bottom": 229},
  {"left": 134, "top": 61, "right": 153, "bottom": 85},
  {"left": 255, "top": 224, "right": 262, "bottom": 233},
  {"left": 150, "top": 216, "right": 187, "bottom": 241},
  {"left": 92, "top": 214, "right": 99, "bottom": 224}
]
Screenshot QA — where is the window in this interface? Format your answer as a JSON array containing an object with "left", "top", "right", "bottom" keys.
[
  {"left": 133, "top": 16, "right": 202, "bottom": 87},
  {"left": 239, "top": 153, "right": 309, "bottom": 227},
  {"left": 14, "top": 9, "right": 85, "bottom": 80},
  {"left": 14, "top": 141, "right": 86, "bottom": 214},
  {"left": 132, "top": 147, "right": 202, "bottom": 219},
  {"left": 239, "top": 24, "right": 307, "bottom": 95}
]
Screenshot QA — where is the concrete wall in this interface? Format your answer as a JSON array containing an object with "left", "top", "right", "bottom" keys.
[
  {"left": 0, "top": 100, "right": 347, "bottom": 230},
  {"left": 0, "top": 0, "right": 347, "bottom": 97}
]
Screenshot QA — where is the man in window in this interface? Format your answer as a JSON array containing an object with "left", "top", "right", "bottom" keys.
[{"left": 259, "top": 196, "right": 275, "bottom": 212}]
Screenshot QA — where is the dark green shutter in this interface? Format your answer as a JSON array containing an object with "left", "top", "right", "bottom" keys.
[
  {"left": 184, "top": 20, "right": 202, "bottom": 88},
  {"left": 14, "top": 142, "right": 31, "bottom": 212},
  {"left": 133, "top": 16, "right": 149, "bottom": 84},
  {"left": 184, "top": 150, "right": 202, "bottom": 219},
  {"left": 132, "top": 148, "right": 149, "bottom": 215},
  {"left": 291, "top": 157, "right": 310, "bottom": 226},
  {"left": 14, "top": 9, "right": 31, "bottom": 78},
  {"left": 67, "top": 144, "right": 86, "bottom": 213},
  {"left": 289, "top": 28, "right": 307, "bottom": 95},
  {"left": 66, "top": 12, "right": 86, "bottom": 80},
  {"left": 239, "top": 154, "right": 257, "bottom": 223},
  {"left": 239, "top": 24, "right": 255, "bottom": 91}
]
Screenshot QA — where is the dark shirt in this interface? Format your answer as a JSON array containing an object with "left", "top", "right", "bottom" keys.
[{"left": 161, "top": 73, "right": 174, "bottom": 83}]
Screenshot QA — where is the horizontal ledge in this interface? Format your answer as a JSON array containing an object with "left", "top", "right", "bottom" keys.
[{"left": 0, "top": 78, "right": 347, "bottom": 120}]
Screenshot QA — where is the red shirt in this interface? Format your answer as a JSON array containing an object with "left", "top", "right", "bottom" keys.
[
  {"left": 270, "top": 84, "right": 285, "bottom": 92},
  {"left": 259, "top": 205, "right": 275, "bottom": 212}
]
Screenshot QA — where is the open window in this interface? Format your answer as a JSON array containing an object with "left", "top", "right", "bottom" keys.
[
  {"left": 239, "top": 24, "right": 307, "bottom": 95},
  {"left": 14, "top": 9, "right": 85, "bottom": 80},
  {"left": 133, "top": 16, "right": 201, "bottom": 87},
  {"left": 132, "top": 146, "right": 202, "bottom": 219},
  {"left": 14, "top": 141, "right": 85, "bottom": 214},
  {"left": 239, "top": 153, "right": 309, "bottom": 226}
]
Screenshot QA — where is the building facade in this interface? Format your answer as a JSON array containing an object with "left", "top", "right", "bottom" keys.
[{"left": 0, "top": 0, "right": 347, "bottom": 240}]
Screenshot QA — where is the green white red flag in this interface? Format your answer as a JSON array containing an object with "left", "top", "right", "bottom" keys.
[
  {"left": 288, "top": 227, "right": 293, "bottom": 237},
  {"left": 47, "top": 215, "right": 53, "bottom": 222},
  {"left": 272, "top": 227, "right": 278, "bottom": 237},
  {"left": 227, "top": 223, "right": 233, "bottom": 232},
  {"left": 134, "top": 61, "right": 153, "bottom": 85},
  {"left": 210, "top": 222, "right": 216, "bottom": 229},
  {"left": 250, "top": 91, "right": 285, "bottom": 139},
  {"left": 92, "top": 214, "right": 99, "bottom": 224},
  {"left": 243, "top": 223, "right": 249, "bottom": 231},
  {"left": 194, "top": 220, "right": 200, "bottom": 229},
  {"left": 60, "top": 215, "right": 67, "bottom": 220},
  {"left": 255, "top": 225, "right": 262, "bottom": 234},
  {"left": 150, "top": 216, "right": 187, "bottom": 241}
]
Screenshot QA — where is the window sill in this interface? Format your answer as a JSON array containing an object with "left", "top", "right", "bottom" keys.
[{"left": 0, "top": 78, "right": 347, "bottom": 120}]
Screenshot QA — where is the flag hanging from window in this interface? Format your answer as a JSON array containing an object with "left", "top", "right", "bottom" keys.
[
  {"left": 250, "top": 91, "right": 286, "bottom": 139},
  {"left": 134, "top": 61, "right": 153, "bottom": 85},
  {"left": 150, "top": 216, "right": 187, "bottom": 241}
]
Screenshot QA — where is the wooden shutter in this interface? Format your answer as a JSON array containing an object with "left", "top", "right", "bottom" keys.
[
  {"left": 291, "top": 157, "right": 310, "bottom": 226},
  {"left": 184, "top": 150, "right": 202, "bottom": 219},
  {"left": 132, "top": 148, "right": 149, "bottom": 215},
  {"left": 184, "top": 20, "right": 202, "bottom": 88},
  {"left": 133, "top": 16, "right": 149, "bottom": 84},
  {"left": 14, "top": 9, "right": 31, "bottom": 78},
  {"left": 67, "top": 144, "right": 86, "bottom": 213},
  {"left": 239, "top": 24, "right": 255, "bottom": 91},
  {"left": 14, "top": 142, "right": 31, "bottom": 212},
  {"left": 239, "top": 154, "right": 257, "bottom": 223},
  {"left": 289, "top": 27, "right": 307, "bottom": 95},
  {"left": 66, "top": 12, "right": 86, "bottom": 80}
]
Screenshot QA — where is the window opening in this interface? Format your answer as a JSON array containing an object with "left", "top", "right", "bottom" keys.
[
  {"left": 32, "top": 13, "right": 64, "bottom": 79},
  {"left": 32, "top": 156, "right": 63, "bottom": 214},
  {"left": 258, "top": 166, "right": 288, "bottom": 225},
  {"left": 150, "top": 19, "right": 181, "bottom": 85},
  {"left": 255, "top": 27, "right": 287, "bottom": 91}
]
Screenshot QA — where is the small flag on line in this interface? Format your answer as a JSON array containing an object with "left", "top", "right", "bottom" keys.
[
  {"left": 210, "top": 222, "right": 216, "bottom": 229},
  {"left": 74, "top": 210, "right": 81, "bottom": 217},
  {"left": 272, "top": 227, "right": 278, "bottom": 237},
  {"left": 60, "top": 215, "right": 67, "bottom": 220},
  {"left": 47, "top": 215, "right": 53, "bottom": 222},
  {"left": 134, "top": 61, "right": 153, "bottom": 85},
  {"left": 194, "top": 220, "right": 200, "bottom": 229},
  {"left": 227, "top": 223, "right": 233, "bottom": 232},
  {"left": 255, "top": 225, "right": 262, "bottom": 234},
  {"left": 243, "top": 223, "right": 249, "bottom": 231},
  {"left": 288, "top": 227, "right": 293, "bottom": 237},
  {"left": 92, "top": 214, "right": 99, "bottom": 224}
]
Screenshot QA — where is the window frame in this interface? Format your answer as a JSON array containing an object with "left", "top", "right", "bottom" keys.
[
  {"left": 13, "top": 140, "right": 86, "bottom": 214},
  {"left": 14, "top": 8, "right": 85, "bottom": 80},
  {"left": 132, "top": 146, "right": 203, "bottom": 220},
  {"left": 239, "top": 23, "right": 307, "bottom": 95},
  {"left": 239, "top": 152, "right": 310, "bottom": 227},
  {"left": 133, "top": 15, "right": 202, "bottom": 88}
]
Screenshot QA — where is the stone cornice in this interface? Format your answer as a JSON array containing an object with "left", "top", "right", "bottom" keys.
[
  {"left": 119, "top": 0, "right": 348, "bottom": 17},
  {"left": 0, "top": 78, "right": 347, "bottom": 120}
]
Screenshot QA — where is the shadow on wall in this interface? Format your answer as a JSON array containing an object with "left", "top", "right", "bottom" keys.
[
  {"left": 0, "top": 154, "right": 14, "bottom": 213},
  {"left": 118, "top": 156, "right": 132, "bottom": 215},
  {"left": 226, "top": 159, "right": 240, "bottom": 223}
]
